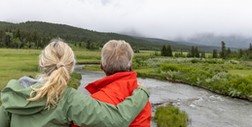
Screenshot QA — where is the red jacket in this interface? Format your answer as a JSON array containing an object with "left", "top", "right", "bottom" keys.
[{"left": 71, "top": 71, "right": 151, "bottom": 127}]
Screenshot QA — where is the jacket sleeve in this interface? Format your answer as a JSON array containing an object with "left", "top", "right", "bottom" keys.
[
  {"left": 0, "top": 106, "right": 11, "bottom": 127},
  {"left": 66, "top": 86, "right": 150, "bottom": 127}
]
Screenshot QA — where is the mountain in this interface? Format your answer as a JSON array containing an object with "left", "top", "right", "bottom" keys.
[
  {"left": 182, "top": 33, "right": 252, "bottom": 49},
  {"left": 0, "top": 21, "right": 219, "bottom": 52}
]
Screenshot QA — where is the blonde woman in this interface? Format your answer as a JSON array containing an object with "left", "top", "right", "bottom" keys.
[{"left": 0, "top": 38, "right": 149, "bottom": 127}]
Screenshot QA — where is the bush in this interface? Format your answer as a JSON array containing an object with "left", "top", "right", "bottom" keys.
[
  {"left": 229, "top": 76, "right": 252, "bottom": 97},
  {"left": 154, "top": 105, "right": 189, "bottom": 127},
  {"left": 133, "top": 57, "right": 147, "bottom": 69},
  {"left": 161, "top": 64, "right": 180, "bottom": 72},
  {"left": 191, "top": 59, "right": 201, "bottom": 63},
  {"left": 205, "top": 59, "right": 224, "bottom": 64}
]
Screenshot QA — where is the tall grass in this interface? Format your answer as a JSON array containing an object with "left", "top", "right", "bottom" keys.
[
  {"left": 133, "top": 57, "right": 252, "bottom": 101},
  {"left": 154, "top": 105, "right": 189, "bottom": 127}
]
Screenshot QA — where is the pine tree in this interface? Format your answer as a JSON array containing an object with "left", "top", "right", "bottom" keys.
[
  {"left": 249, "top": 43, "right": 252, "bottom": 53},
  {"left": 213, "top": 49, "right": 218, "bottom": 58},
  {"left": 5, "top": 33, "right": 11, "bottom": 47},
  {"left": 161, "top": 45, "right": 166, "bottom": 56},
  {"left": 195, "top": 47, "right": 200, "bottom": 58},
  {"left": 226, "top": 48, "right": 231, "bottom": 58},
  {"left": 239, "top": 49, "right": 243, "bottom": 58},
  {"left": 14, "top": 29, "right": 21, "bottom": 39},
  {"left": 201, "top": 52, "right": 206, "bottom": 58},
  {"left": 191, "top": 46, "right": 195, "bottom": 57},
  {"left": 167, "top": 45, "right": 173, "bottom": 56},
  {"left": 220, "top": 41, "right": 226, "bottom": 59}
]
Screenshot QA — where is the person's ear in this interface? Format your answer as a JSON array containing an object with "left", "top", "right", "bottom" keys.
[
  {"left": 129, "top": 65, "right": 132, "bottom": 71},
  {"left": 100, "top": 64, "right": 104, "bottom": 71}
]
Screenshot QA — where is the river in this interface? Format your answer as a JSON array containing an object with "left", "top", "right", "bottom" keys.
[{"left": 74, "top": 65, "right": 252, "bottom": 127}]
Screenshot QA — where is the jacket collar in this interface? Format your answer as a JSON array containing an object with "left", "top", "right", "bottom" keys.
[{"left": 85, "top": 71, "right": 137, "bottom": 94}]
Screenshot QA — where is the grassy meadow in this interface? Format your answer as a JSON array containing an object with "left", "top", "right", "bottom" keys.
[
  {"left": 0, "top": 49, "right": 40, "bottom": 89},
  {"left": 0, "top": 48, "right": 99, "bottom": 90}
]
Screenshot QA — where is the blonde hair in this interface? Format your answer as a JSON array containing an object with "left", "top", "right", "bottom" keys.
[
  {"left": 101, "top": 40, "right": 134, "bottom": 75},
  {"left": 28, "top": 38, "right": 76, "bottom": 109}
]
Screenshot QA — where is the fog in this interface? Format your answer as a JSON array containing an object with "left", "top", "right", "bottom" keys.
[{"left": 0, "top": 0, "right": 252, "bottom": 40}]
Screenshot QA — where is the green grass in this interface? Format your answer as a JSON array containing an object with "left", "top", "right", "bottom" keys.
[
  {"left": 229, "top": 70, "right": 252, "bottom": 76},
  {"left": 154, "top": 105, "right": 189, "bottom": 127},
  {"left": 0, "top": 48, "right": 98, "bottom": 90},
  {"left": 82, "top": 65, "right": 101, "bottom": 71},
  {"left": 0, "top": 49, "right": 40, "bottom": 89},
  {"left": 74, "top": 49, "right": 101, "bottom": 64},
  {"left": 133, "top": 57, "right": 252, "bottom": 101}
]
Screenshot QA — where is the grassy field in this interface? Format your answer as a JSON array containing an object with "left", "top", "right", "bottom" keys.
[
  {"left": 0, "top": 48, "right": 102, "bottom": 89},
  {"left": 0, "top": 48, "right": 156, "bottom": 89},
  {"left": 74, "top": 49, "right": 101, "bottom": 64},
  {"left": 0, "top": 49, "right": 40, "bottom": 89}
]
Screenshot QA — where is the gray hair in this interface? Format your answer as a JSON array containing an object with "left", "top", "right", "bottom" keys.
[{"left": 101, "top": 40, "right": 134, "bottom": 75}]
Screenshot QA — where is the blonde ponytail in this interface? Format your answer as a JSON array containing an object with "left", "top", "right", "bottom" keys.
[{"left": 28, "top": 38, "right": 76, "bottom": 109}]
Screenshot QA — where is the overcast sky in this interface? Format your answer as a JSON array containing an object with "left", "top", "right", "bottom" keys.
[{"left": 0, "top": 0, "right": 252, "bottom": 39}]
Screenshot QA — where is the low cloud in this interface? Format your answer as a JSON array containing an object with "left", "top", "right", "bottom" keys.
[{"left": 0, "top": 0, "right": 252, "bottom": 40}]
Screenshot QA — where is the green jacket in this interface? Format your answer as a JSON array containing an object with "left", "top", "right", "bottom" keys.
[{"left": 0, "top": 79, "right": 150, "bottom": 127}]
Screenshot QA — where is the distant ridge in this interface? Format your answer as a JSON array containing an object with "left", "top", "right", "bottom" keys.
[
  {"left": 0, "top": 21, "right": 220, "bottom": 51},
  {"left": 184, "top": 33, "right": 252, "bottom": 49}
]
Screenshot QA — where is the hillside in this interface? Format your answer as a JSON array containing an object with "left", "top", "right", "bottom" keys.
[{"left": 0, "top": 21, "right": 219, "bottom": 51}]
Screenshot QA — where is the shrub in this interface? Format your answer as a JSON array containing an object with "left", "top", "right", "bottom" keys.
[
  {"left": 191, "top": 59, "right": 201, "bottom": 63},
  {"left": 133, "top": 57, "right": 147, "bottom": 69},
  {"left": 205, "top": 59, "right": 224, "bottom": 64},
  {"left": 229, "top": 76, "right": 252, "bottom": 97},
  {"left": 161, "top": 64, "right": 180, "bottom": 72},
  {"left": 154, "top": 105, "right": 189, "bottom": 127}
]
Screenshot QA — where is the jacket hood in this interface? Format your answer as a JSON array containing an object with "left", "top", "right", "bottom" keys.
[
  {"left": 85, "top": 71, "right": 137, "bottom": 94},
  {"left": 1, "top": 77, "right": 46, "bottom": 115}
]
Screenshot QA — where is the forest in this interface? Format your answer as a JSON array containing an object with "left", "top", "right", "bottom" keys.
[{"left": 0, "top": 21, "right": 221, "bottom": 52}]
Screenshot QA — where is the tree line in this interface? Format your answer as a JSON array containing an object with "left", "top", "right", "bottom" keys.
[
  {"left": 161, "top": 41, "right": 252, "bottom": 60},
  {"left": 0, "top": 29, "right": 49, "bottom": 49},
  {"left": 0, "top": 29, "right": 101, "bottom": 50},
  {"left": 160, "top": 45, "right": 206, "bottom": 58}
]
